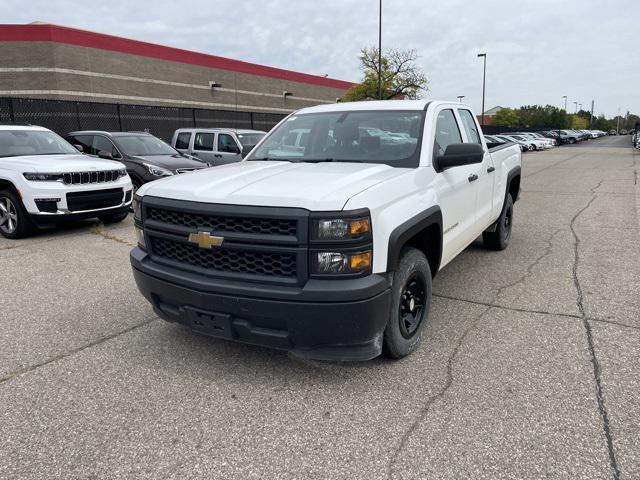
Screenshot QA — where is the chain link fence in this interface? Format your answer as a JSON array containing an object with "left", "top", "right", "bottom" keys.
[{"left": 0, "top": 97, "right": 287, "bottom": 141}]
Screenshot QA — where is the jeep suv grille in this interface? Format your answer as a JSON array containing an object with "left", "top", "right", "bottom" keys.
[{"left": 63, "top": 170, "right": 123, "bottom": 185}]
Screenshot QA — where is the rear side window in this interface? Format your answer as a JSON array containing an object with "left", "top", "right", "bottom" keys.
[
  {"left": 458, "top": 109, "right": 481, "bottom": 144},
  {"left": 194, "top": 133, "right": 214, "bottom": 151},
  {"left": 434, "top": 109, "right": 462, "bottom": 156},
  {"left": 175, "top": 132, "right": 192, "bottom": 150}
]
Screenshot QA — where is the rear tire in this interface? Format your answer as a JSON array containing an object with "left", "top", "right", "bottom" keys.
[
  {"left": 483, "top": 194, "right": 514, "bottom": 251},
  {"left": 383, "top": 247, "right": 432, "bottom": 359},
  {"left": 0, "top": 189, "right": 35, "bottom": 239}
]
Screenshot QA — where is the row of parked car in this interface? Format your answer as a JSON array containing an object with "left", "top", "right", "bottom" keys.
[{"left": 484, "top": 129, "right": 610, "bottom": 152}]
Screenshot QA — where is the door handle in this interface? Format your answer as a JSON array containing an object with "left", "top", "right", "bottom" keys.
[
  {"left": 468, "top": 174, "right": 479, "bottom": 182},
  {"left": 191, "top": 152, "right": 199, "bottom": 156},
  {"left": 214, "top": 154, "right": 222, "bottom": 158},
  {"left": 487, "top": 166, "right": 495, "bottom": 173}
]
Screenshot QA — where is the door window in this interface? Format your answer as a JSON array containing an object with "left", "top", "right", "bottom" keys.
[
  {"left": 458, "top": 110, "right": 481, "bottom": 144},
  {"left": 175, "top": 132, "right": 192, "bottom": 150},
  {"left": 218, "top": 134, "right": 240, "bottom": 153},
  {"left": 434, "top": 109, "right": 462, "bottom": 156},
  {"left": 92, "top": 136, "right": 120, "bottom": 158},
  {"left": 194, "top": 133, "right": 214, "bottom": 151},
  {"left": 67, "top": 135, "right": 93, "bottom": 154}
]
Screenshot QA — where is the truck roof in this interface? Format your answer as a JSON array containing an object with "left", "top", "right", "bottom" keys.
[
  {"left": 0, "top": 124, "right": 50, "bottom": 131},
  {"left": 295, "top": 99, "right": 463, "bottom": 115}
]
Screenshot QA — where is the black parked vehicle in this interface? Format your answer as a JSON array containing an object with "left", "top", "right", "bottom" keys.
[{"left": 65, "top": 131, "right": 209, "bottom": 193}]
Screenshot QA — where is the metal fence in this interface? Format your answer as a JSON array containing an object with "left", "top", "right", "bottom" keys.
[{"left": 0, "top": 97, "right": 287, "bottom": 141}]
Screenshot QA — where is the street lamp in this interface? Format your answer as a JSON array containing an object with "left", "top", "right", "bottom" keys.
[
  {"left": 378, "top": 0, "right": 382, "bottom": 100},
  {"left": 457, "top": 95, "right": 465, "bottom": 103},
  {"left": 562, "top": 95, "right": 567, "bottom": 111},
  {"left": 477, "top": 53, "right": 487, "bottom": 126},
  {"left": 573, "top": 101, "right": 578, "bottom": 114},
  {"left": 578, "top": 103, "right": 582, "bottom": 112}
]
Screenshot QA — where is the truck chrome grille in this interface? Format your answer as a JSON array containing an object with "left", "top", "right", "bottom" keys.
[
  {"left": 63, "top": 170, "right": 122, "bottom": 185},
  {"left": 147, "top": 207, "right": 298, "bottom": 236},
  {"left": 150, "top": 237, "right": 297, "bottom": 278}
]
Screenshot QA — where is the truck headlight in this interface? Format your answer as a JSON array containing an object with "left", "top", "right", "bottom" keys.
[
  {"left": 144, "top": 163, "right": 174, "bottom": 177},
  {"left": 313, "top": 250, "right": 372, "bottom": 274},
  {"left": 132, "top": 196, "right": 142, "bottom": 221},
  {"left": 135, "top": 225, "right": 146, "bottom": 250},
  {"left": 313, "top": 216, "right": 371, "bottom": 240}
]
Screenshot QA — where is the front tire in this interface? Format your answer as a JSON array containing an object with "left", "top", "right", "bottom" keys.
[
  {"left": 483, "top": 194, "right": 514, "bottom": 250},
  {"left": 0, "top": 189, "right": 35, "bottom": 239},
  {"left": 383, "top": 247, "right": 432, "bottom": 359},
  {"left": 99, "top": 211, "right": 128, "bottom": 224}
]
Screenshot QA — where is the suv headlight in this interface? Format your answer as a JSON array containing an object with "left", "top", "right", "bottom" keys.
[
  {"left": 312, "top": 216, "right": 371, "bottom": 241},
  {"left": 144, "top": 163, "right": 174, "bottom": 177},
  {"left": 23, "top": 173, "right": 63, "bottom": 182}
]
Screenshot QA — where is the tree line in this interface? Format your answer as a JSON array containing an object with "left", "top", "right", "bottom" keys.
[{"left": 492, "top": 105, "right": 639, "bottom": 131}]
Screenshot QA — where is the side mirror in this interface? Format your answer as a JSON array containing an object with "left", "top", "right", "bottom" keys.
[
  {"left": 435, "top": 143, "right": 484, "bottom": 171},
  {"left": 97, "top": 150, "right": 113, "bottom": 160},
  {"left": 74, "top": 144, "right": 84, "bottom": 153}
]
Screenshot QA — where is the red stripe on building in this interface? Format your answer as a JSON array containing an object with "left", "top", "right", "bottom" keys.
[{"left": 0, "top": 24, "right": 354, "bottom": 90}]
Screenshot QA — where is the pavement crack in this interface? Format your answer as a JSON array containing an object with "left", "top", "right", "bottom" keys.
[
  {"left": 523, "top": 151, "right": 584, "bottom": 179},
  {"left": 386, "top": 304, "right": 492, "bottom": 480},
  {"left": 0, "top": 319, "right": 157, "bottom": 386},
  {"left": 569, "top": 180, "right": 620, "bottom": 480},
  {"left": 90, "top": 223, "right": 135, "bottom": 247}
]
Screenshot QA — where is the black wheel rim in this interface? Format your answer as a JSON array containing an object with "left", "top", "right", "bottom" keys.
[
  {"left": 503, "top": 204, "right": 513, "bottom": 241},
  {"left": 399, "top": 273, "right": 427, "bottom": 339}
]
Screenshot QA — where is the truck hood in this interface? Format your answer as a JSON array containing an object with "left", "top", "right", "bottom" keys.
[
  {"left": 132, "top": 154, "right": 207, "bottom": 169},
  {"left": 0, "top": 154, "right": 124, "bottom": 172},
  {"left": 138, "top": 160, "right": 409, "bottom": 210}
]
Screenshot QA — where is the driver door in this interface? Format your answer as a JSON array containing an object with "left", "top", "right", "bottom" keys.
[{"left": 216, "top": 133, "right": 243, "bottom": 165}]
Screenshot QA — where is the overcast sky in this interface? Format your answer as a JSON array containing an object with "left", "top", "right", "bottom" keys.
[{"left": 3, "top": 0, "right": 638, "bottom": 117}]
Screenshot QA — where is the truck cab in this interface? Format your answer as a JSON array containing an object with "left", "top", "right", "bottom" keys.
[
  {"left": 132, "top": 100, "right": 521, "bottom": 361},
  {"left": 171, "top": 128, "right": 266, "bottom": 165}
]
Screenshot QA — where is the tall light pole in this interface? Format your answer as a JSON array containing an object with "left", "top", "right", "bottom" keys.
[
  {"left": 457, "top": 95, "right": 465, "bottom": 103},
  {"left": 477, "top": 53, "right": 487, "bottom": 126},
  {"left": 378, "top": 0, "right": 382, "bottom": 100},
  {"left": 562, "top": 95, "right": 567, "bottom": 111},
  {"left": 578, "top": 103, "right": 582, "bottom": 112},
  {"left": 574, "top": 101, "right": 578, "bottom": 114}
]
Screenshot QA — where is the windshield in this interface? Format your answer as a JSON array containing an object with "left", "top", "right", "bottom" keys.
[
  {"left": 237, "top": 133, "right": 266, "bottom": 147},
  {"left": 114, "top": 135, "right": 178, "bottom": 156},
  {"left": 0, "top": 130, "right": 78, "bottom": 158},
  {"left": 248, "top": 110, "right": 425, "bottom": 167}
]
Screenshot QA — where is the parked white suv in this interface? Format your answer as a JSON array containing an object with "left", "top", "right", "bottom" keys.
[
  {"left": 131, "top": 101, "right": 521, "bottom": 360},
  {"left": 0, "top": 125, "right": 133, "bottom": 238},
  {"left": 171, "top": 128, "right": 266, "bottom": 165}
]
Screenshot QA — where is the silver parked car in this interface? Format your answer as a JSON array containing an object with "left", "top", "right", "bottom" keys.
[{"left": 171, "top": 128, "right": 266, "bottom": 166}]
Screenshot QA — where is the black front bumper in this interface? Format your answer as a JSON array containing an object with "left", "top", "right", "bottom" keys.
[{"left": 131, "top": 248, "right": 391, "bottom": 361}]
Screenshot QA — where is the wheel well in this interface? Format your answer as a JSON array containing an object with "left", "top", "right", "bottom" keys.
[
  {"left": 0, "top": 179, "right": 19, "bottom": 195},
  {"left": 508, "top": 174, "right": 521, "bottom": 203},
  {"left": 402, "top": 223, "right": 441, "bottom": 277}
]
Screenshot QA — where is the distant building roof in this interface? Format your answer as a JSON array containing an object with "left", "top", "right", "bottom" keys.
[{"left": 484, "top": 106, "right": 504, "bottom": 116}]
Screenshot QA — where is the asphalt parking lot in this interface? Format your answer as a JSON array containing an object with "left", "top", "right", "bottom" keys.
[{"left": 1, "top": 135, "right": 638, "bottom": 479}]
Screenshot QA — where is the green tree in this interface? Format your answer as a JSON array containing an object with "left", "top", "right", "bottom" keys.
[
  {"left": 569, "top": 115, "right": 588, "bottom": 129},
  {"left": 342, "top": 47, "right": 428, "bottom": 102},
  {"left": 491, "top": 108, "right": 521, "bottom": 127}
]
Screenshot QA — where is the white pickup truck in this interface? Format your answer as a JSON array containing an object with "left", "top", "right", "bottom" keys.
[{"left": 131, "top": 100, "right": 521, "bottom": 360}]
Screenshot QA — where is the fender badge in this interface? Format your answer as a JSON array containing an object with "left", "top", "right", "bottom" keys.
[{"left": 188, "top": 232, "right": 224, "bottom": 249}]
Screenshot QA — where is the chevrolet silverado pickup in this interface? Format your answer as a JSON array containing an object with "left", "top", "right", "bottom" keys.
[{"left": 131, "top": 100, "right": 521, "bottom": 361}]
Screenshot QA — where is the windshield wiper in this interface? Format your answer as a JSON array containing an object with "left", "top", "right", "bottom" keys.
[{"left": 300, "top": 158, "right": 364, "bottom": 163}]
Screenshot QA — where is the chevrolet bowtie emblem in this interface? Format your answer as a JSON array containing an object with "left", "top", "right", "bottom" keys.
[{"left": 188, "top": 232, "right": 224, "bottom": 249}]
